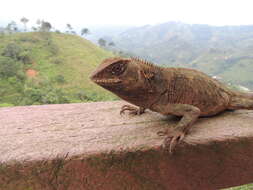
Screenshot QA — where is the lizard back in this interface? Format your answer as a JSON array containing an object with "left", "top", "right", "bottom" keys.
[{"left": 151, "top": 67, "right": 232, "bottom": 116}]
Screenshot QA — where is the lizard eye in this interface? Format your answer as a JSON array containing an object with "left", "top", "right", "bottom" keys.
[{"left": 111, "top": 63, "right": 125, "bottom": 75}]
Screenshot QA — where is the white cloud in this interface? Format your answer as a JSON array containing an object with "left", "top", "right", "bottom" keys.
[{"left": 1, "top": 0, "right": 253, "bottom": 27}]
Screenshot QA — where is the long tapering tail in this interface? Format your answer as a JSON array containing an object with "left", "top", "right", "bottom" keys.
[{"left": 236, "top": 91, "right": 253, "bottom": 99}]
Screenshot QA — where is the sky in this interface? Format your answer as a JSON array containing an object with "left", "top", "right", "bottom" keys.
[{"left": 1, "top": 0, "right": 253, "bottom": 28}]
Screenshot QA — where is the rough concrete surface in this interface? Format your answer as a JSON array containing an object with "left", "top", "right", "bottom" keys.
[{"left": 0, "top": 101, "right": 253, "bottom": 190}]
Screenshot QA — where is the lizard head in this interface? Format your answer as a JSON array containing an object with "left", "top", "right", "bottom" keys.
[{"left": 90, "top": 57, "right": 141, "bottom": 93}]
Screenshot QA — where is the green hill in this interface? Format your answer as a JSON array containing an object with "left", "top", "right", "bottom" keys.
[{"left": 0, "top": 32, "right": 116, "bottom": 106}]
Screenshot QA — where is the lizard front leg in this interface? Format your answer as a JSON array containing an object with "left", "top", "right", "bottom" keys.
[
  {"left": 120, "top": 105, "right": 145, "bottom": 115},
  {"left": 155, "top": 104, "right": 200, "bottom": 153}
]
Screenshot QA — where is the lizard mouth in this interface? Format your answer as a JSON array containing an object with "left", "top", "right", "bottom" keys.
[{"left": 92, "top": 78, "right": 122, "bottom": 84}]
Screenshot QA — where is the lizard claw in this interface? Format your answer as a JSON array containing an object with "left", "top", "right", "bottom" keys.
[
  {"left": 157, "top": 130, "right": 168, "bottom": 136},
  {"left": 120, "top": 105, "right": 145, "bottom": 115},
  {"left": 162, "top": 130, "right": 185, "bottom": 154}
]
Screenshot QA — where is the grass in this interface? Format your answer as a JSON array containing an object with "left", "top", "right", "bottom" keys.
[
  {"left": 224, "top": 184, "right": 253, "bottom": 190},
  {"left": 0, "top": 32, "right": 117, "bottom": 105}
]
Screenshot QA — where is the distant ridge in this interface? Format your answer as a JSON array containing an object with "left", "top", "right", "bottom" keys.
[{"left": 108, "top": 22, "right": 253, "bottom": 89}]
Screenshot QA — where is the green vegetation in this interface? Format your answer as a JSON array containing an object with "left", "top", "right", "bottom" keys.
[
  {"left": 224, "top": 183, "right": 253, "bottom": 190},
  {"left": 0, "top": 32, "right": 116, "bottom": 106}
]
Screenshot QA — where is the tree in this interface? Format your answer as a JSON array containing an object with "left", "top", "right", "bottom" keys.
[
  {"left": 0, "top": 27, "right": 5, "bottom": 36},
  {"left": 20, "top": 17, "right": 29, "bottom": 31},
  {"left": 2, "top": 43, "right": 32, "bottom": 64},
  {"left": 6, "top": 21, "right": 18, "bottom": 33},
  {"left": 108, "top": 42, "right": 115, "bottom": 46},
  {"left": 32, "top": 26, "right": 37, "bottom": 31},
  {"left": 81, "top": 28, "right": 90, "bottom": 36},
  {"left": 41, "top": 21, "right": 52, "bottom": 32},
  {"left": 98, "top": 38, "right": 106, "bottom": 47},
  {"left": 2, "top": 43, "right": 22, "bottom": 60},
  {"left": 35, "top": 19, "right": 41, "bottom": 30},
  {"left": 0, "top": 57, "right": 22, "bottom": 78},
  {"left": 55, "top": 30, "right": 61, "bottom": 34},
  {"left": 36, "top": 19, "right": 41, "bottom": 25},
  {"left": 66, "top": 23, "right": 72, "bottom": 33}
]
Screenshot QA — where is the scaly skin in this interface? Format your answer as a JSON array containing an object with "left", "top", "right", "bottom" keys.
[{"left": 90, "top": 57, "right": 253, "bottom": 153}]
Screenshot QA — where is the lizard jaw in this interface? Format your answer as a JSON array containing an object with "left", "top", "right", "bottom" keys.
[{"left": 92, "top": 78, "right": 122, "bottom": 85}]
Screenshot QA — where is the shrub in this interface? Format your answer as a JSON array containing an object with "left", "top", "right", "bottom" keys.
[
  {"left": 19, "top": 36, "right": 38, "bottom": 43},
  {"left": 54, "top": 75, "right": 66, "bottom": 84},
  {"left": 51, "top": 58, "right": 63, "bottom": 64},
  {"left": 2, "top": 43, "right": 22, "bottom": 59},
  {"left": 76, "top": 90, "right": 88, "bottom": 101},
  {"left": 48, "top": 43, "right": 59, "bottom": 55},
  {"left": 22, "top": 81, "right": 70, "bottom": 105},
  {"left": 2, "top": 43, "right": 33, "bottom": 64},
  {"left": 18, "top": 51, "right": 33, "bottom": 64},
  {"left": 0, "top": 103, "right": 14, "bottom": 107},
  {"left": 0, "top": 57, "right": 22, "bottom": 78}
]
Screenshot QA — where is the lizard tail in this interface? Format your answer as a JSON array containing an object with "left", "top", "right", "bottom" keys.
[{"left": 236, "top": 91, "right": 253, "bottom": 99}]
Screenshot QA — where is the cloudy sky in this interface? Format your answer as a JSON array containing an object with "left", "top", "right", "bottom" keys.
[{"left": 1, "top": 0, "right": 253, "bottom": 28}]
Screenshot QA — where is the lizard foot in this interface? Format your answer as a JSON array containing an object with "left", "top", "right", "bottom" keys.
[
  {"left": 161, "top": 130, "right": 185, "bottom": 154},
  {"left": 120, "top": 105, "right": 145, "bottom": 115}
]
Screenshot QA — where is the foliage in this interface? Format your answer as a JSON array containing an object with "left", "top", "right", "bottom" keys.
[
  {"left": 81, "top": 28, "right": 89, "bottom": 36},
  {"left": 2, "top": 43, "right": 22, "bottom": 59},
  {"left": 6, "top": 21, "right": 18, "bottom": 33},
  {"left": 0, "top": 103, "right": 14, "bottom": 107},
  {"left": 108, "top": 42, "right": 115, "bottom": 46},
  {"left": 54, "top": 75, "right": 66, "bottom": 84},
  {"left": 22, "top": 81, "right": 70, "bottom": 105},
  {"left": 98, "top": 38, "right": 106, "bottom": 47},
  {"left": 18, "top": 51, "right": 33, "bottom": 64},
  {"left": 20, "top": 17, "right": 29, "bottom": 31},
  {"left": 66, "top": 23, "right": 74, "bottom": 34},
  {"left": 0, "top": 57, "right": 23, "bottom": 78},
  {"left": 40, "top": 21, "right": 52, "bottom": 32},
  {"left": 225, "top": 183, "right": 253, "bottom": 190},
  {"left": 1, "top": 43, "right": 33, "bottom": 64},
  {"left": 51, "top": 58, "right": 63, "bottom": 64},
  {"left": 0, "top": 32, "right": 115, "bottom": 106}
]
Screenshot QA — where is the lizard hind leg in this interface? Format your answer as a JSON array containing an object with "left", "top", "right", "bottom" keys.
[
  {"left": 120, "top": 105, "right": 145, "bottom": 115},
  {"left": 228, "top": 97, "right": 253, "bottom": 110}
]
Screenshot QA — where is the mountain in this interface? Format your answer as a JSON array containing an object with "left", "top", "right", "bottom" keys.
[
  {"left": 110, "top": 22, "right": 253, "bottom": 89},
  {"left": 0, "top": 32, "right": 116, "bottom": 106},
  {"left": 86, "top": 25, "right": 134, "bottom": 44}
]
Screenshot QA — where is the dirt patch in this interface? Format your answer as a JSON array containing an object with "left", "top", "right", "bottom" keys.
[{"left": 26, "top": 69, "right": 38, "bottom": 77}]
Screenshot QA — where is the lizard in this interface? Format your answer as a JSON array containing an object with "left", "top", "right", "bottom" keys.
[{"left": 90, "top": 57, "right": 253, "bottom": 153}]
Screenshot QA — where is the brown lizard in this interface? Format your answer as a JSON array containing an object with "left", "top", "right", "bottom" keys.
[{"left": 90, "top": 57, "right": 253, "bottom": 153}]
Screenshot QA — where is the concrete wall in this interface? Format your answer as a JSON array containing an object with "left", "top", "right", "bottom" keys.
[{"left": 0, "top": 101, "right": 253, "bottom": 189}]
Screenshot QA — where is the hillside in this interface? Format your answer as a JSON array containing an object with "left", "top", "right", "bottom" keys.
[
  {"left": 108, "top": 22, "right": 253, "bottom": 89},
  {"left": 0, "top": 32, "right": 116, "bottom": 106}
]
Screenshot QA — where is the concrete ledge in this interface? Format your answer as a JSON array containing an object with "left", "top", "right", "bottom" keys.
[{"left": 0, "top": 101, "right": 253, "bottom": 189}]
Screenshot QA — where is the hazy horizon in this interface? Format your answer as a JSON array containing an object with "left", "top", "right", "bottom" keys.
[{"left": 1, "top": 0, "right": 253, "bottom": 29}]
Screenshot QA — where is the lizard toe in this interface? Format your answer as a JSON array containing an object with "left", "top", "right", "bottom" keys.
[
  {"left": 161, "top": 130, "right": 185, "bottom": 154},
  {"left": 120, "top": 105, "right": 142, "bottom": 115}
]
